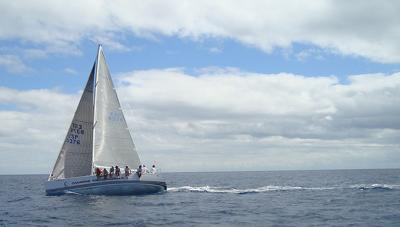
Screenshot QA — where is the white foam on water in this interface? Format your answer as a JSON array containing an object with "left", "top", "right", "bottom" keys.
[
  {"left": 168, "top": 183, "right": 400, "bottom": 193},
  {"left": 65, "top": 190, "right": 84, "bottom": 195},
  {"left": 167, "top": 185, "right": 336, "bottom": 194},
  {"left": 350, "top": 184, "right": 400, "bottom": 190}
]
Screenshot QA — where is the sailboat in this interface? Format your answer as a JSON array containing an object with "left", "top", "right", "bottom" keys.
[{"left": 45, "top": 45, "right": 167, "bottom": 195}]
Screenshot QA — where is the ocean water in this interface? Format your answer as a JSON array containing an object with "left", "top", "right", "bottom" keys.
[{"left": 1, "top": 169, "right": 400, "bottom": 226}]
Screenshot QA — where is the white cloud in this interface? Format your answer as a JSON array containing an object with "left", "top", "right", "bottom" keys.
[
  {"left": 64, "top": 67, "right": 78, "bottom": 75},
  {"left": 117, "top": 69, "right": 400, "bottom": 171},
  {"left": 0, "top": 54, "right": 30, "bottom": 74},
  {"left": 2, "top": 69, "right": 399, "bottom": 173},
  {"left": 208, "top": 47, "right": 222, "bottom": 54},
  {"left": 0, "top": 87, "right": 78, "bottom": 173},
  {"left": 296, "top": 48, "right": 326, "bottom": 61},
  {"left": 23, "top": 48, "right": 48, "bottom": 60},
  {"left": 1, "top": 1, "right": 400, "bottom": 62}
]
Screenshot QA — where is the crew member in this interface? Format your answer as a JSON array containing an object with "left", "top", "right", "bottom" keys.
[
  {"left": 109, "top": 166, "right": 114, "bottom": 178},
  {"left": 151, "top": 164, "right": 157, "bottom": 174},
  {"left": 142, "top": 165, "right": 148, "bottom": 174},
  {"left": 137, "top": 165, "right": 142, "bottom": 178},
  {"left": 103, "top": 168, "right": 108, "bottom": 179},
  {"left": 124, "top": 166, "right": 130, "bottom": 177},
  {"left": 95, "top": 167, "right": 102, "bottom": 179},
  {"left": 115, "top": 165, "right": 120, "bottom": 177}
]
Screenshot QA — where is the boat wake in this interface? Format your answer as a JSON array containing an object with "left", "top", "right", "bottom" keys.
[
  {"left": 350, "top": 184, "right": 400, "bottom": 190},
  {"left": 168, "top": 184, "right": 400, "bottom": 194},
  {"left": 167, "top": 185, "right": 335, "bottom": 194}
]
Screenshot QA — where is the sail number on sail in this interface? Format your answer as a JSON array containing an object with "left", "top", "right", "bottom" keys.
[
  {"left": 65, "top": 123, "right": 85, "bottom": 145},
  {"left": 108, "top": 111, "right": 123, "bottom": 122}
]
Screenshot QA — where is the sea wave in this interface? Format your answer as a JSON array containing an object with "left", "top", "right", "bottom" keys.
[
  {"left": 7, "top": 196, "right": 32, "bottom": 203},
  {"left": 350, "top": 184, "right": 400, "bottom": 190},
  {"left": 167, "top": 185, "right": 335, "bottom": 194}
]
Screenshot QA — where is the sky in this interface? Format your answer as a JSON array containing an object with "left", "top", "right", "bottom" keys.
[{"left": 0, "top": 0, "right": 400, "bottom": 174}]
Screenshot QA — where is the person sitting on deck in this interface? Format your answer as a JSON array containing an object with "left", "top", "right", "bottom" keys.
[
  {"left": 142, "top": 165, "right": 148, "bottom": 174},
  {"left": 95, "top": 167, "right": 102, "bottom": 179},
  {"left": 137, "top": 165, "right": 142, "bottom": 178},
  {"left": 103, "top": 168, "right": 108, "bottom": 179},
  {"left": 124, "top": 166, "right": 130, "bottom": 177},
  {"left": 115, "top": 165, "right": 120, "bottom": 177},
  {"left": 151, "top": 164, "right": 157, "bottom": 174},
  {"left": 109, "top": 166, "right": 114, "bottom": 178}
]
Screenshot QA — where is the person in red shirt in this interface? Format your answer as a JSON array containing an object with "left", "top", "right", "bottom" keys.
[{"left": 95, "top": 167, "right": 102, "bottom": 180}]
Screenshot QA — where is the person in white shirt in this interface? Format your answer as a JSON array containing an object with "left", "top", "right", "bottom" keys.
[
  {"left": 151, "top": 164, "right": 157, "bottom": 174},
  {"left": 142, "top": 165, "right": 148, "bottom": 174}
]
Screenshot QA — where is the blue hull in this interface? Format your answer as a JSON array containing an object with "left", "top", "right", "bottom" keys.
[{"left": 46, "top": 179, "right": 167, "bottom": 196}]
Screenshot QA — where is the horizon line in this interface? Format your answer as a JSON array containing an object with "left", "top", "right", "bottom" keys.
[{"left": 1, "top": 167, "right": 399, "bottom": 176}]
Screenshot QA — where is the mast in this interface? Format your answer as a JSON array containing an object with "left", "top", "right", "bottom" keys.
[{"left": 92, "top": 44, "right": 102, "bottom": 174}]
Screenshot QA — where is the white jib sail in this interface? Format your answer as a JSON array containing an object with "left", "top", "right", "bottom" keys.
[
  {"left": 49, "top": 65, "right": 95, "bottom": 180},
  {"left": 92, "top": 46, "right": 141, "bottom": 170}
]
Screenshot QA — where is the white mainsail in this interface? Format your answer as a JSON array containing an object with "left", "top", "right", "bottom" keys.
[
  {"left": 49, "top": 45, "right": 141, "bottom": 180},
  {"left": 93, "top": 46, "right": 141, "bottom": 169}
]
